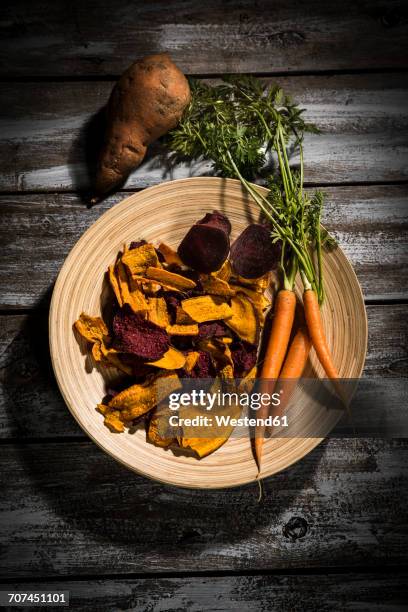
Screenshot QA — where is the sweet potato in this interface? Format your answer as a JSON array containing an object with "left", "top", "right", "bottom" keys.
[{"left": 94, "top": 53, "right": 190, "bottom": 198}]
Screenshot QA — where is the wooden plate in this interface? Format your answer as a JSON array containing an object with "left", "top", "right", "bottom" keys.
[{"left": 49, "top": 177, "right": 367, "bottom": 488}]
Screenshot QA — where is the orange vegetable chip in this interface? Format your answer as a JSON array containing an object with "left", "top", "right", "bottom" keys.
[
  {"left": 166, "top": 323, "right": 199, "bottom": 336},
  {"left": 122, "top": 243, "right": 160, "bottom": 276},
  {"left": 157, "top": 242, "right": 184, "bottom": 267},
  {"left": 116, "top": 260, "right": 149, "bottom": 313},
  {"left": 147, "top": 406, "right": 176, "bottom": 448},
  {"left": 145, "top": 267, "right": 196, "bottom": 291},
  {"left": 74, "top": 313, "right": 109, "bottom": 343},
  {"left": 109, "top": 264, "right": 123, "bottom": 306},
  {"left": 231, "top": 285, "right": 270, "bottom": 322},
  {"left": 97, "top": 404, "right": 125, "bottom": 433},
  {"left": 177, "top": 400, "right": 241, "bottom": 458},
  {"left": 200, "top": 275, "right": 236, "bottom": 297},
  {"left": 233, "top": 272, "right": 271, "bottom": 293},
  {"left": 181, "top": 295, "right": 232, "bottom": 323},
  {"left": 148, "top": 346, "right": 186, "bottom": 370},
  {"left": 175, "top": 306, "right": 196, "bottom": 325},
  {"left": 225, "top": 294, "right": 259, "bottom": 344},
  {"left": 213, "top": 259, "right": 232, "bottom": 282},
  {"left": 109, "top": 371, "right": 181, "bottom": 421},
  {"left": 184, "top": 351, "right": 200, "bottom": 373},
  {"left": 147, "top": 297, "right": 170, "bottom": 328}
]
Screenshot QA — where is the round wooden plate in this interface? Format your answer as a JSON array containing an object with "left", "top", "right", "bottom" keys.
[{"left": 49, "top": 177, "right": 367, "bottom": 488}]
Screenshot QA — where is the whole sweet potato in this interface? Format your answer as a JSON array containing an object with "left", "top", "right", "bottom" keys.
[{"left": 94, "top": 53, "right": 190, "bottom": 198}]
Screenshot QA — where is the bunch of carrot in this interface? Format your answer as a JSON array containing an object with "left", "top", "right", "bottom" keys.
[{"left": 228, "top": 120, "right": 342, "bottom": 472}]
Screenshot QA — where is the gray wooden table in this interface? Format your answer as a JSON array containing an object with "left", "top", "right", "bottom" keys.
[{"left": 1, "top": 2, "right": 408, "bottom": 610}]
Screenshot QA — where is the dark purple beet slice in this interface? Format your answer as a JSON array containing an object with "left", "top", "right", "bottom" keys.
[
  {"left": 197, "top": 210, "right": 232, "bottom": 236},
  {"left": 198, "top": 321, "right": 230, "bottom": 339},
  {"left": 189, "top": 351, "right": 216, "bottom": 378},
  {"left": 231, "top": 341, "right": 258, "bottom": 377},
  {"left": 177, "top": 211, "right": 231, "bottom": 273},
  {"left": 129, "top": 239, "right": 147, "bottom": 250},
  {"left": 230, "top": 223, "right": 281, "bottom": 279},
  {"left": 112, "top": 307, "right": 169, "bottom": 360},
  {"left": 178, "top": 224, "right": 229, "bottom": 273}
]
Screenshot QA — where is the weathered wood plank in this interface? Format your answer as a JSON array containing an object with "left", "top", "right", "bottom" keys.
[
  {"left": 3, "top": 573, "right": 408, "bottom": 611},
  {"left": 1, "top": 1, "right": 408, "bottom": 77},
  {"left": 0, "top": 185, "right": 406, "bottom": 309},
  {"left": 0, "top": 305, "right": 406, "bottom": 440},
  {"left": 0, "top": 74, "right": 407, "bottom": 191},
  {"left": 0, "top": 439, "right": 406, "bottom": 577}
]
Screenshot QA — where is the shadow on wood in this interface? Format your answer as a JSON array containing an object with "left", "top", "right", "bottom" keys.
[
  {"left": 1, "top": 310, "right": 326, "bottom": 563},
  {"left": 68, "top": 106, "right": 107, "bottom": 206}
]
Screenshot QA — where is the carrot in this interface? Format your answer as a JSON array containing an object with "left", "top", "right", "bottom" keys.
[
  {"left": 255, "top": 289, "right": 296, "bottom": 471},
  {"left": 303, "top": 288, "right": 345, "bottom": 402},
  {"left": 272, "top": 325, "right": 311, "bottom": 422},
  {"left": 280, "top": 325, "right": 311, "bottom": 379}
]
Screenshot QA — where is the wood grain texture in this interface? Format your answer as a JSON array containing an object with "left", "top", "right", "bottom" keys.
[
  {"left": 1, "top": 185, "right": 406, "bottom": 309},
  {"left": 3, "top": 573, "right": 407, "bottom": 611},
  {"left": 1, "top": 74, "right": 407, "bottom": 192},
  {"left": 1, "top": 305, "right": 405, "bottom": 440},
  {"left": 0, "top": 439, "right": 406, "bottom": 577},
  {"left": 1, "top": 1, "right": 407, "bottom": 77}
]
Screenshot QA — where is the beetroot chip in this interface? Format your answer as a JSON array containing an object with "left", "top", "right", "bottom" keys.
[
  {"left": 197, "top": 210, "right": 232, "bottom": 236},
  {"left": 231, "top": 341, "right": 258, "bottom": 377},
  {"left": 189, "top": 351, "right": 216, "bottom": 378},
  {"left": 198, "top": 321, "right": 230, "bottom": 339},
  {"left": 230, "top": 223, "right": 281, "bottom": 278},
  {"left": 178, "top": 210, "right": 231, "bottom": 273},
  {"left": 113, "top": 307, "right": 169, "bottom": 360},
  {"left": 129, "top": 239, "right": 147, "bottom": 250}
]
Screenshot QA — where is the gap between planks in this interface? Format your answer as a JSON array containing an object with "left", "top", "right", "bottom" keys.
[{"left": 0, "top": 565, "right": 406, "bottom": 584}]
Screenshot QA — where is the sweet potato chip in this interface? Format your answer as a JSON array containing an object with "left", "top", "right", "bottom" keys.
[
  {"left": 116, "top": 260, "right": 149, "bottom": 313},
  {"left": 148, "top": 346, "right": 186, "bottom": 370},
  {"left": 175, "top": 306, "right": 196, "bottom": 325},
  {"left": 147, "top": 297, "right": 170, "bottom": 328},
  {"left": 225, "top": 294, "right": 258, "bottom": 344},
  {"left": 200, "top": 275, "right": 235, "bottom": 297},
  {"left": 166, "top": 323, "right": 199, "bottom": 336},
  {"left": 177, "top": 399, "right": 241, "bottom": 458},
  {"left": 233, "top": 272, "right": 271, "bottom": 293},
  {"left": 147, "top": 407, "right": 176, "bottom": 448},
  {"left": 97, "top": 404, "right": 125, "bottom": 433},
  {"left": 157, "top": 242, "right": 184, "bottom": 267},
  {"left": 99, "top": 344, "right": 133, "bottom": 375},
  {"left": 109, "top": 264, "right": 123, "bottom": 306},
  {"left": 213, "top": 259, "right": 232, "bottom": 282},
  {"left": 122, "top": 243, "right": 160, "bottom": 276},
  {"left": 231, "top": 285, "right": 270, "bottom": 321},
  {"left": 184, "top": 351, "right": 200, "bottom": 373},
  {"left": 109, "top": 371, "right": 181, "bottom": 421},
  {"left": 74, "top": 313, "right": 109, "bottom": 343},
  {"left": 181, "top": 295, "right": 232, "bottom": 323},
  {"left": 144, "top": 267, "right": 196, "bottom": 291}
]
